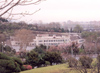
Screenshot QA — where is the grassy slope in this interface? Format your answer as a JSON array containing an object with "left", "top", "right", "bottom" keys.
[
  {"left": 21, "top": 58, "right": 97, "bottom": 73},
  {"left": 20, "top": 64, "right": 78, "bottom": 73}
]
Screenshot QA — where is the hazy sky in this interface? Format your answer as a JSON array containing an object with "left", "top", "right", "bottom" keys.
[{"left": 13, "top": 0, "right": 100, "bottom": 23}]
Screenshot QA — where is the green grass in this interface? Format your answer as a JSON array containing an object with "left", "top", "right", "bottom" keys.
[
  {"left": 21, "top": 58, "right": 97, "bottom": 73},
  {"left": 20, "top": 64, "right": 79, "bottom": 73}
]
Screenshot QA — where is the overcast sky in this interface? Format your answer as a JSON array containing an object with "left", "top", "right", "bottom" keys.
[{"left": 13, "top": 0, "right": 100, "bottom": 23}]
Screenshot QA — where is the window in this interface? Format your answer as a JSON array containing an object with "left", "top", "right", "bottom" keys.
[{"left": 39, "top": 40, "right": 42, "bottom": 42}]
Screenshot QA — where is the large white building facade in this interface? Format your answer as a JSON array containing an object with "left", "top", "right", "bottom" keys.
[{"left": 34, "top": 34, "right": 71, "bottom": 47}]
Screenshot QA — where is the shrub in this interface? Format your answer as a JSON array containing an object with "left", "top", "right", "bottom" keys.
[
  {"left": 45, "top": 61, "right": 50, "bottom": 66},
  {"left": 67, "top": 57, "right": 78, "bottom": 67},
  {"left": 79, "top": 56, "right": 93, "bottom": 68},
  {"left": 23, "top": 65, "right": 32, "bottom": 70},
  {"left": 20, "top": 66, "right": 26, "bottom": 71}
]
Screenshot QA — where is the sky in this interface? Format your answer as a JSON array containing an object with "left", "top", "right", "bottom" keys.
[{"left": 12, "top": 0, "right": 100, "bottom": 23}]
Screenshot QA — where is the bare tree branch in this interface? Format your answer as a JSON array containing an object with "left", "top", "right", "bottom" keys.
[
  {"left": 0, "top": 0, "right": 44, "bottom": 18},
  {"left": 0, "top": 0, "right": 13, "bottom": 10},
  {"left": 0, "top": 0, "right": 21, "bottom": 16}
]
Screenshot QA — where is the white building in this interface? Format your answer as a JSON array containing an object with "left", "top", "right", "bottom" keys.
[{"left": 34, "top": 34, "right": 71, "bottom": 47}]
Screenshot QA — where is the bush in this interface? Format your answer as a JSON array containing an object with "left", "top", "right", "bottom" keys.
[
  {"left": 21, "top": 66, "right": 26, "bottom": 71},
  {"left": 67, "top": 57, "right": 78, "bottom": 67},
  {"left": 79, "top": 56, "right": 93, "bottom": 68},
  {"left": 45, "top": 61, "right": 50, "bottom": 66},
  {"left": 23, "top": 65, "right": 32, "bottom": 70}
]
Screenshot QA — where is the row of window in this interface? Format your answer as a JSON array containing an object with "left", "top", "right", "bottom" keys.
[
  {"left": 39, "top": 39, "right": 67, "bottom": 42},
  {"left": 39, "top": 43, "right": 63, "bottom": 46}
]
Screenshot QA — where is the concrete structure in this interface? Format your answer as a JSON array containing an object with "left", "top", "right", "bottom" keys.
[{"left": 34, "top": 34, "right": 71, "bottom": 47}]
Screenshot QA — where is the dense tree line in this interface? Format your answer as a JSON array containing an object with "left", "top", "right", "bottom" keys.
[
  {"left": 25, "top": 50, "right": 63, "bottom": 68},
  {"left": 25, "top": 45, "right": 63, "bottom": 68}
]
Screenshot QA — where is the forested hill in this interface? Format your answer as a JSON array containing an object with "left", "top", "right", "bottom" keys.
[{"left": 0, "top": 18, "right": 66, "bottom": 35}]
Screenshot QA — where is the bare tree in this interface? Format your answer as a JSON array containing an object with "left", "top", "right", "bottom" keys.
[
  {"left": 15, "top": 29, "right": 34, "bottom": 52},
  {"left": 0, "top": 0, "right": 44, "bottom": 18}
]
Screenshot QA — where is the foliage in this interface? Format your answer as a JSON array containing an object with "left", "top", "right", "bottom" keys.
[
  {"left": 81, "top": 31, "right": 98, "bottom": 41},
  {"left": 45, "top": 61, "right": 50, "bottom": 66},
  {"left": 79, "top": 48, "right": 85, "bottom": 54},
  {"left": 43, "top": 52, "right": 63, "bottom": 65},
  {"left": 34, "top": 44, "right": 46, "bottom": 54},
  {"left": 79, "top": 56, "right": 93, "bottom": 68},
  {"left": 25, "top": 50, "right": 40, "bottom": 67},
  {"left": 0, "top": 52, "right": 25, "bottom": 73},
  {"left": 12, "top": 57, "right": 23, "bottom": 65},
  {"left": 67, "top": 57, "right": 78, "bottom": 67},
  {"left": 0, "top": 44, "right": 16, "bottom": 56},
  {"left": 19, "top": 51, "right": 27, "bottom": 59},
  {"left": 73, "top": 25, "right": 83, "bottom": 33},
  {"left": 0, "top": 52, "right": 11, "bottom": 60},
  {"left": 25, "top": 50, "right": 63, "bottom": 67},
  {"left": 4, "top": 45, "right": 12, "bottom": 52}
]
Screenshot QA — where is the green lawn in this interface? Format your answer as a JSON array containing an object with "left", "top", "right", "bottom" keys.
[
  {"left": 20, "top": 58, "right": 97, "bottom": 73},
  {"left": 20, "top": 64, "right": 79, "bottom": 73}
]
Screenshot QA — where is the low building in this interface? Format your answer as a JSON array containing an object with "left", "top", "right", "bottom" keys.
[{"left": 34, "top": 34, "right": 71, "bottom": 47}]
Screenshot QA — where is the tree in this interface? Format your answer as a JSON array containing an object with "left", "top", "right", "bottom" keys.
[
  {"left": 34, "top": 44, "right": 46, "bottom": 54},
  {"left": 26, "top": 50, "right": 41, "bottom": 67},
  {"left": 0, "top": 53, "right": 25, "bottom": 73},
  {"left": 79, "top": 56, "right": 93, "bottom": 68},
  {"left": 0, "top": 0, "right": 44, "bottom": 18},
  {"left": 73, "top": 25, "right": 83, "bottom": 33},
  {"left": 43, "top": 52, "right": 63, "bottom": 65},
  {"left": 15, "top": 29, "right": 34, "bottom": 51}
]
